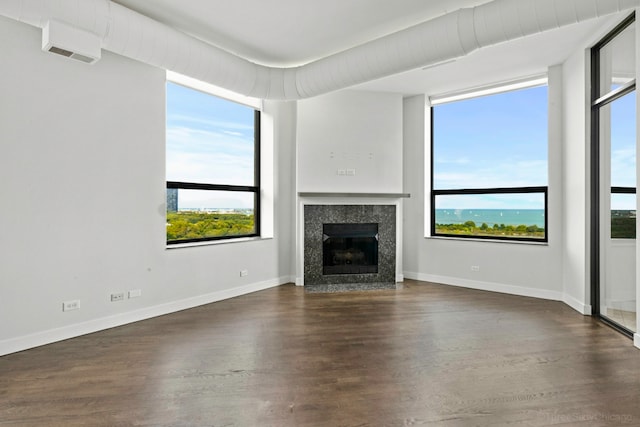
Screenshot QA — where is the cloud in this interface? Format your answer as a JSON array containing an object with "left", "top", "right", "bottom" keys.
[
  {"left": 166, "top": 125, "right": 254, "bottom": 185},
  {"left": 223, "top": 130, "right": 244, "bottom": 137},
  {"left": 435, "top": 156, "right": 471, "bottom": 165},
  {"left": 611, "top": 147, "right": 636, "bottom": 187},
  {"left": 434, "top": 158, "right": 547, "bottom": 189}
]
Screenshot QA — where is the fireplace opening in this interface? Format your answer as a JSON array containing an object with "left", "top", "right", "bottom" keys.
[{"left": 323, "top": 223, "right": 378, "bottom": 275}]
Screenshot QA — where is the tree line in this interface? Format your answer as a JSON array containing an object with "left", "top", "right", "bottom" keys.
[
  {"left": 167, "top": 212, "right": 254, "bottom": 241},
  {"left": 435, "top": 221, "right": 545, "bottom": 238}
]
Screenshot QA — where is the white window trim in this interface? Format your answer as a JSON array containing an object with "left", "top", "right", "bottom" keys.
[
  {"left": 429, "top": 74, "right": 548, "bottom": 106},
  {"left": 166, "top": 71, "right": 262, "bottom": 110}
]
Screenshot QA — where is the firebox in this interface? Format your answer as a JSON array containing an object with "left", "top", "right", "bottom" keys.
[{"left": 322, "top": 223, "right": 378, "bottom": 275}]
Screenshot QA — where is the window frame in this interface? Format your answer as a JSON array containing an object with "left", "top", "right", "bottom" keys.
[
  {"left": 429, "top": 80, "right": 549, "bottom": 243},
  {"left": 590, "top": 12, "right": 637, "bottom": 337},
  {"left": 165, "top": 77, "right": 261, "bottom": 245}
]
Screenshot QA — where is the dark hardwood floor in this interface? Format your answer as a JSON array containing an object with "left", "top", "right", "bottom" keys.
[{"left": 1, "top": 280, "right": 639, "bottom": 426}]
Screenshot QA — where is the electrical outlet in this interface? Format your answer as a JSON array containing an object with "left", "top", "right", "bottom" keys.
[
  {"left": 63, "top": 300, "right": 80, "bottom": 312},
  {"left": 346, "top": 168, "right": 356, "bottom": 176},
  {"left": 128, "top": 289, "right": 142, "bottom": 298},
  {"left": 471, "top": 265, "right": 480, "bottom": 272},
  {"left": 110, "top": 292, "right": 125, "bottom": 302},
  {"left": 240, "top": 270, "right": 249, "bottom": 277}
]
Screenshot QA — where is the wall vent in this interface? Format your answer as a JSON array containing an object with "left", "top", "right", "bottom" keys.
[{"left": 42, "top": 20, "right": 101, "bottom": 64}]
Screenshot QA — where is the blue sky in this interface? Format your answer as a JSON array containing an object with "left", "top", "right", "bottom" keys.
[
  {"left": 166, "top": 82, "right": 255, "bottom": 209},
  {"left": 610, "top": 90, "right": 636, "bottom": 210},
  {"left": 434, "top": 85, "right": 636, "bottom": 210},
  {"left": 433, "top": 85, "right": 548, "bottom": 209}
]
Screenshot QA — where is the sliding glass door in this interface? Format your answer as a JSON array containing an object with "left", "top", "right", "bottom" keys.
[{"left": 592, "top": 14, "right": 637, "bottom": 335}]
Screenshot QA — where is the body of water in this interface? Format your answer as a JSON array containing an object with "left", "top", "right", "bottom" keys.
[{"left": 435, "top": 209, "right": 545, "bottom": 228}]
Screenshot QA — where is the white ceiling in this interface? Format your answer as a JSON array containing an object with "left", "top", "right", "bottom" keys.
[{"left": 113, "top": 0, "right": 626, "bottom": 97}]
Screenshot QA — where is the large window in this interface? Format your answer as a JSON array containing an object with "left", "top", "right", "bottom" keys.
[
  {"left": 166, "top": 77, "right": 260, "bottom": 244},
  {"left": 430, "top": 82, "right": 548, "bottom": 242}
]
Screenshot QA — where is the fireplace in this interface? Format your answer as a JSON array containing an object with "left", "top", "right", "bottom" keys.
[
  {"left": 303, "top": 204, "right": 396, "bottom": 291},
  {"left": 323, "top": 223, "right": 379, "bottom": 275}
]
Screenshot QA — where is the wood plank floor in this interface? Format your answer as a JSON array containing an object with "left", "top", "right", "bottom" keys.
[{"left": 1, "top": 280, "right": 640, "bottom": 426}]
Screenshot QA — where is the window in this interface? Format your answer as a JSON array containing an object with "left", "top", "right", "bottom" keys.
[
  {"left": 609, "top": 90, "right": 636, "bottom": 239},
  {"left": 165, "top": 76, "right": 260, "bottom": 244},
  {"left": 430, "top": 81, "right": 548, "bottom": 242}
]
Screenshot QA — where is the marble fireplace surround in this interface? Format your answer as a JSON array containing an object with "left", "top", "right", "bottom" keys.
[{"left": 297, "top": 193, "right": 408, "bottom": 292}]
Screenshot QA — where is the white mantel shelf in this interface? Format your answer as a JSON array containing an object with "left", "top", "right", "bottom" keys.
[{"left": 298, "top": 192, "right": 410, "bottom": 198}]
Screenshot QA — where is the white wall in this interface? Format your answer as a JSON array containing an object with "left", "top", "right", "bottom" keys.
[
  {"left": 268, "top": 100, "right": 298, "bottom": 278},
  {"left": 560, "top": 49, "right": 592, "bottom": 314},
  {"left": 401, "top": 69, "right": 566, "bottom": 302},
  {"left": 297, "top": 90, "right": 403, "bottom": 193},
  {"left": 0, "top": 17, "right": 295, "bottom": 355}
]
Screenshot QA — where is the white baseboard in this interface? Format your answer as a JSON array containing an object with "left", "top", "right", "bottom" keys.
[
  {"left": 0, "top": 277, "right": 288, "bottom": 357},
  {"left": 635, "top": 334, "right": 640, "bottom": 350},
  {"left": 404, "top": 271, "right": 595, "bottom": 315},
  {"left": 563, "top": 294, "right": 592, "bottom": 315},
  {"left": 404, "top": 271, "right": 564, "bottom": 302}
]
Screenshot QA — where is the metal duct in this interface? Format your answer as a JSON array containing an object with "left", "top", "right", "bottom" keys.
[{"left": 0, "top": 0, "right": 638, "bottom": 100}]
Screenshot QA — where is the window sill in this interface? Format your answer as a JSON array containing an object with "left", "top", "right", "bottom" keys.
[
  {"left": 426, "top": 235, "right": 548, "bottom": 246},
  {"left": 166, "top": 235, "right": 269, "bottom": 250}
]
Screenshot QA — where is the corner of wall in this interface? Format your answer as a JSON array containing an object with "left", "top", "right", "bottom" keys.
[{"left": 562, "top": 293, "right": 592, "bottom": 315}]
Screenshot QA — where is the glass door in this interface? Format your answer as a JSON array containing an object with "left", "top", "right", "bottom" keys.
[{"left": 592, "top": 14, "right": 637, "bottom": 335}]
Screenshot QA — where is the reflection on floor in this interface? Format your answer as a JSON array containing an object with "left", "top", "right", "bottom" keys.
[{"left": 606, "top": 307, "right": 637, "bottom": 332}]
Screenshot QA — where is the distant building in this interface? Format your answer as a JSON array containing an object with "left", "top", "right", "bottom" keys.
[{"left": 167, "top": 188, "right": 178, "bottom": 213}]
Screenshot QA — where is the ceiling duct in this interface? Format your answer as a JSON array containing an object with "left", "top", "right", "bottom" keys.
[{"left": 0, "top": 0, "right": 638, "bottom": 100}]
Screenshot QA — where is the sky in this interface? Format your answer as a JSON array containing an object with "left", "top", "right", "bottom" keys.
[
  {"left": 433, "top": 85, "right": 548, "bottom": 210},
  {"left": 433, "top": 85, "right": 636, "bottom": 210},
  {"left": 610, "top": 90, "right": 637, "bottom": 210},
  {"left": 166, "top": 82, "right": 255, "bottom": 209},
  {"left": 610, "top": 91, "right": 636, "bottom": 185}
]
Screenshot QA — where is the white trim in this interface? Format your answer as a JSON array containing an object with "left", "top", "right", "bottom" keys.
[
  {"left": 404, "top": 271, "right": 596, "bottom": 315},
  {"left": 404, "top": 271, "right": 563, "bottom": 301},
  {"left": 166, "top": 235, "right": 268, "bottom": 249},
  {"left": 0, "top": 278, "right": 288, "bottom": 357},
  {"left": 562, "top": 294, "right": 592, "bottom": 315},
  {"left": 166, "top": 70, "right": 262, "bottom": 109},
  {"left": 429, "top": 74, "right": 548, "bottom": 105},
  {"left": 635, "top": 333, "right": 640, "bottom": 349}
]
